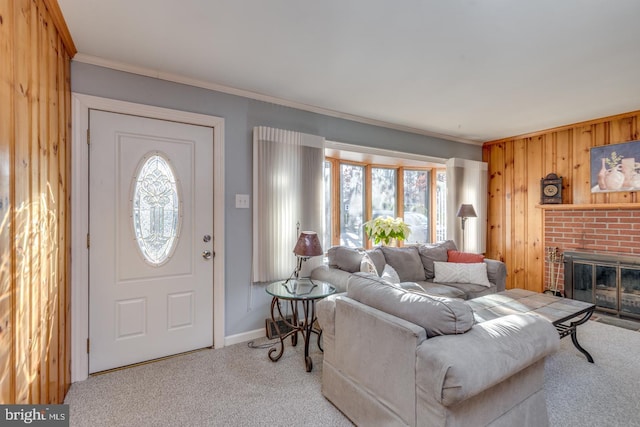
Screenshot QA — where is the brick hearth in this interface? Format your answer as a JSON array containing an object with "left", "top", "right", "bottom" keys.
[{"left": 543, "top": 208, "right": 640, "bottom": 295}]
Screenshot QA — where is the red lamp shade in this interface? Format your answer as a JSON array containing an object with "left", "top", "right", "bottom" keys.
[{"left": 293, "top": 231, "right": 323, "bottom": 258}]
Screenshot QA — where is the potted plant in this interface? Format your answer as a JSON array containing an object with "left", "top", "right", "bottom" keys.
[{"left": 364, "top": 216, "right": 411, "bottom": 246}]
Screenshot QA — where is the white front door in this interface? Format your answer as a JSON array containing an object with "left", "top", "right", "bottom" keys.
[{"left": 89, "top": 110, "right": 214, "bottom": 373}]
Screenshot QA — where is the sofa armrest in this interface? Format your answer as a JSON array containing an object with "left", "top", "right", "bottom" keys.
[
  {"left": 484, "top": 258, "right": 506, "bottom": 292},
  {"left": 333, "top": 296, "right": 427, "bottom": 426},
  {"left": 310, "top": 265, "right": 352, "bottom": 292},
  {"left": 416, "top": 313, "right": 559, "bottom": 407}
]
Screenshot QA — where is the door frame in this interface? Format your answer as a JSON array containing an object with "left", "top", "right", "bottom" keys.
[{"left": 70, "top": 93, "right": 226, "bottom": 382}]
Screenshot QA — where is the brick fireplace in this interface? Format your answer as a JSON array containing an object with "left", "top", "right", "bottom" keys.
[{"left": 543, "top": 207, "right": 640, "bottom": 317}]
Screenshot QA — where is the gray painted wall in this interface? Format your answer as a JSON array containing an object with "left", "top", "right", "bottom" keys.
[{"left": 71, "top": 61, "right": 481, "bottom": 337}]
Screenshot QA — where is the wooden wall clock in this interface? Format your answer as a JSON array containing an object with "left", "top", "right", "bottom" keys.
[{"left": 540, "top": 173, "right": 563, "bottom": 204}]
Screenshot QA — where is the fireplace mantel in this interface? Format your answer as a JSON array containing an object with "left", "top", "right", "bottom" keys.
[{"left": 537, "top": 203, "right": 640, "bottom": 210}]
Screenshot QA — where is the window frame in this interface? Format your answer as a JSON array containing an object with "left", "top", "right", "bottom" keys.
[{"left": 326, "top": 156, "right": 444, "bottom": 249}]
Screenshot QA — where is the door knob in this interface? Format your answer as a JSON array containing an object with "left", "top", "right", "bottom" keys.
[{"left": 202, "top": 250, "right": 213, "bottom": 260}]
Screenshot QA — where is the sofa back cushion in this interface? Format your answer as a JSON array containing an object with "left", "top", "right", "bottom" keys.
[
  {"left": 328, "top": 246, "right": 386, "bottom": 274},
  {"left": 418, "top": 240, "right": 457, "bottom": 279},
  {"left": 380, "top": 246, "right": 426, "bottom": 282},
  {"left": 347, "top": 274, "right": 474, "bottom": 338},
  {"left": 328, "top": 246, "right": 362, "bottom": 273}
]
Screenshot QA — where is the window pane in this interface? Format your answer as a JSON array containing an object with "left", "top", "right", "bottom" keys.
[
  {"left": 340, "top": 164, "right": 364, "bottom": 247},
  {"left": 324, "top": 161, "right": 332, "bottom": 251},
  {"left": 436, "top": 170, "right": 447, "bottom": 242},
  {"left": 372, "top": 167, "right": 396, "bottom": 219},
  {"left": 403, "top": 170, "right": 430, "bottom": 243},
  {"left": 132, "top": 153, "right": 181, "bottom": 266}
]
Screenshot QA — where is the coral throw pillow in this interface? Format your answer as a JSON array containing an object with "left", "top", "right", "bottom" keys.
[{"left": 447, "top": 250, "right": 485, "bottom": 263}]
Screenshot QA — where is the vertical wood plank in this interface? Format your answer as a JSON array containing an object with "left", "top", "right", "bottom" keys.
[
  {"left": 555, "top": 130, "right": 572, "bottom": 204},
  {"left": 46, "top": 4, "right": 59, "bottom": 403},
  {"left": 60, "top": 45, "right": 72, "bottom": 398},
  {"left": 486, "top": 143, "right": 504, "bottom": 261},
  {"left": 572, "top": 126, "right": 593, "bottom": 204},
  {"left": 30, "top": 1, "right": 43, "bottom": 404},
  {"left": 13, "top": 0, "right": 34, "bottom": 404},
  {"left": 591, "top": 122, "right": 608, "bottom": 204},
  {"left": 0, "top": 0, "right": 16, "bottom": 405},
  {"left": 511, "top": 138, "right": 528, "bottom": 289},
  {"left": 503, "top": 141, "right": 515, "bottom": 288},
  {"left": 526, "top": 136, "right": 544, "bottom": 291}
]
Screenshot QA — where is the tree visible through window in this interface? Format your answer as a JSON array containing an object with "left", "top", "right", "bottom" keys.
[
  {"left": 340, "top": 164, "right": 364, "bottom": 247},
  {"left": 403, "top": 170, "right": 430, "bottom": 244},
  {"left": 372, "top": 167, "right": 396, "bottom": 219}
]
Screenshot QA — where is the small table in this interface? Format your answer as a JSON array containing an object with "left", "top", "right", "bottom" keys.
[
  {"left": 467, "top": 289, "right": 596, "bottom": 363},
  {"left": 266, "top": 278, "right": 336, "bottom": 372}
]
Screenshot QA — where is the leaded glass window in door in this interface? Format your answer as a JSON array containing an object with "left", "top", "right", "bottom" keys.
[{"left": 132, "top": 152, "right": 182, "bottom": 266}]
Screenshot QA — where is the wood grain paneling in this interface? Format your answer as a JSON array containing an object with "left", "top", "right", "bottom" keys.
[
  {"left": 483, "top": 110, "right": 640, "bottom": 292},
  {"left": 0, "top": 0, "right": 73, "bottom": 404}
]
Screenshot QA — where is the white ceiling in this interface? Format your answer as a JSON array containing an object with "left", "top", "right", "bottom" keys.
[{"left": 58, "top": 0, "right": 640, "bottom": 143}]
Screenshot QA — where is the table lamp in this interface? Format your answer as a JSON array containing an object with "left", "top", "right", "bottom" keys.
[{"left": 292, "top": 231, "right": 324, "bottom": 279}]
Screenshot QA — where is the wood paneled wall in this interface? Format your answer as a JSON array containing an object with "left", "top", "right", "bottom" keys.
[
  {"left": 0, "top": 0, "right": 75, "bottom": 404},
  {"left": 482, "top": 111, "right": 640, "bottom": 292}
]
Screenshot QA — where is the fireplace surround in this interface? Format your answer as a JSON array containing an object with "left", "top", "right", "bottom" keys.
[{"left": 564, "top": 251, "right": 640, "bottom": 319}]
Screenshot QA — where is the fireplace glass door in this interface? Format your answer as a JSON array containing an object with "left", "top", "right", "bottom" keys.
[
  {"left": 573, "top": 262, "right": 593, "bottom": 304},
  {"left": 620, "top": 267, "right": 640, "bottom": 316}
]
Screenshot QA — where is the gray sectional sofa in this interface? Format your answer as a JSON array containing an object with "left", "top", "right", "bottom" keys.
[
  {"left": 316, "top": 275, "right": 560, "bottom": 427},
  {"left": 313, "top": 241, "right": 559, "bottom": 426},
  {"left": 310, "top": 240, "right": 506, "bottom": 299}
]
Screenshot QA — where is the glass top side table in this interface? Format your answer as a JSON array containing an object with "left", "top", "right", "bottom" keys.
[{"left": 266, "top": 278, "right": 335, "bottom": 372}]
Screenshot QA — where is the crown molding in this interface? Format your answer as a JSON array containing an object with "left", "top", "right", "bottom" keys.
[{"left": 72, "top": 53, "right": 481, "bottom": 146}]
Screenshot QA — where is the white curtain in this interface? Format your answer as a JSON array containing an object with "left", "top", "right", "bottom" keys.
[
  {"left": 252, "top": 126, "right": 325, "bottom": 282},
  {"left": 446, "top": 158, "right": 488, "bottom": 254}
]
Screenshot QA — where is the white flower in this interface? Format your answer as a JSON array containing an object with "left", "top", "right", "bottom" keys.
[{"left": 363, "top": 216, "right": 411, "bottom": 245}]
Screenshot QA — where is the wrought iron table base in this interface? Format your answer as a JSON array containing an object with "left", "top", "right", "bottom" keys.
[
  {"left": 554, "top": 306, "right": 595, "bottom": 363},
  {"left": 268, "top": 297, "right": 323, "bottom": 372}
]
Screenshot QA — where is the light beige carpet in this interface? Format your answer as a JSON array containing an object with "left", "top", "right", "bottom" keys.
[{"left": 65, "top": 320, "right": 639, "bottom": 426}]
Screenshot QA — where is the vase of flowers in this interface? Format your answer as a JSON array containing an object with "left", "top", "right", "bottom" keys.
[{"left": 364, "top": 216, "right": 411, "bottom": 246}]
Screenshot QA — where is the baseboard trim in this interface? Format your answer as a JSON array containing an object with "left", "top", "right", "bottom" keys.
[{"left": 224, "top": 328, "right": 265, "bottom": 346}]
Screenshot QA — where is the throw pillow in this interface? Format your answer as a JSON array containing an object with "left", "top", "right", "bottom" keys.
[
  {"left": 447, "top": 250, "right": 485, "bottom": 263},
  {"left": 365, "top": 248, "right": 386, "bottom": 276},
  {"left": 433, "top": 262, "right": 491, "bottom": 287},
  {"left": 418, "top": 240, "right": 457, "bottom": 279},
  {"left": 380, "top": 246, "right": 427, "bottom": 282},
  {"left": 360, "top": 253, "right": 379, "bottom": 275},
  {"left": 381, "top": 264, "right": 400, "bottom": 285}
]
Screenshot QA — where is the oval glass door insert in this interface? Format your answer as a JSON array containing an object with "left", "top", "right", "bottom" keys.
[{"left": 132, "top": 152, "right": 182, "bottom": 266}]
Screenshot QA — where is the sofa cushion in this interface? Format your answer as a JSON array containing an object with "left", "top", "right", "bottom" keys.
[
  {"left": 418, "top": 282, "right": 467, "bottom": 299},
  {"left": 418, "top": 240, "right": 457, "bottom": 279},
  {"left": 416, "top": 313, "right": 560, "bottom": 406},
  {"left": 447, "top": 250, "right": 485, "bottom": 263},
  {"left": 328, "top": 246, "right": 363, "bottom": 273},
  {"left": 433, "top": 261, "right": 491, "bottom": 287},
  {"left": 347, "top": 274, "right": 474, "bottom": 337},
  {"left": 380, "top": 246, "right": 426, "bottom": 282}
]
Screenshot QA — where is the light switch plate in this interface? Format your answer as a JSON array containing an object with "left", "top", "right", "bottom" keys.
[{"left": 235, "top": 194, "right": 250, "bottom": 209}]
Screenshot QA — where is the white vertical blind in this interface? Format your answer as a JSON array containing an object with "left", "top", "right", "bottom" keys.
[
  {"left": 445, "top": 158, "right": 488, "bottom": 254},
  {"left": 252, "top": 126, "right": 324, "bottom": 282}
]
